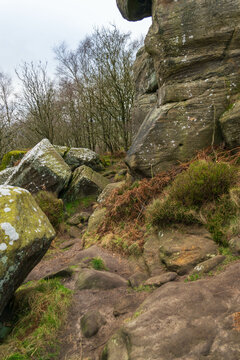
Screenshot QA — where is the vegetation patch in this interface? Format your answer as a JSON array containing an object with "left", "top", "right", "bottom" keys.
[
  {"left": 64, "top": 195, "right": 97, "bottom": 217},
  {"left": 95, "top": 147, "right": 240, "bottom": 254},
  {"left": 0, "top": 278, "right": 72, "bottom": 360},
  {"left": 34, "top": 191, "right": 64, "bottom": 230},
  {"left": 146, "top": 158, "right": 239, "bottom": 245},
  {"left": 90, "top": 257, "right": 108, "bottom": 271},
  {"left": 0, "top": 150, "right": 27, "bottom": 171}
]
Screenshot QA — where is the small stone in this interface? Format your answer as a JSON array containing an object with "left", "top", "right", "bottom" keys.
[
  {"left": 192, "top": 255, "right": 226, "bottom": 274},
  {"left": 67, "top": 212, "right": 90, "bottom": 226},
  {"left": 80, "top": 310, "right": 106, "bottom": 338},
  {"left": 144, "top": 272, "right": 177, "bottom": 287},
  {"left": 76, "top": 268, "right": 127, "bottom": 290}
]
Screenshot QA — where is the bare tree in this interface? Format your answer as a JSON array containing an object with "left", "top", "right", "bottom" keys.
[
  {"left": 55, "top": 26, "right": 140, "bottom": 152},
  {"left": 16, "top": 62, "right": 57, "bottom": 144},
  {"left": 0, "top": 72, "right": 15, "bottom": 158}
]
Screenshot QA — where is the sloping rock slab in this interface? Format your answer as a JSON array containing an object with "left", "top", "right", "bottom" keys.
[
  {"left": 55, "top": 145, "right": 102, "bottom": 171},
  {"left": 0, "top": 185, "right": 55, "bottom": 317},
  {"left": 104, "top": 262, "right": 240, "bottom": 360},
  {"left": 0, "top": 168, "right": 15, "bottom": 185},
  {"left": 158, "top": 227, "right": 218, "bottom": 275},
  {"left": 5, "top": 139, "right": 72, "bottom": 195},
  {"left": 63, "top": 165, "right": 109, "bottom": 202},
  {"left": 97, "top": 181, "right": 124, "bottom": 204},
  {"left": 76, "top": 268, "right": 127, "bottom": 290}
]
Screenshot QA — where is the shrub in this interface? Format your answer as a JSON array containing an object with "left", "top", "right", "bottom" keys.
[
  {"left": 0, "top": 279, "right": 72, "bottom": 360},
  {"left": 203, "top": 195, "right": 238, "bottom": 245},
  {"left": 34, "top": 191, "right": 64, "bottom": 229},
  {"left": 90, "top": 257, "right": 108, "bottom": 271},
  {"left": 169, "top": 160, "right": 237, "bottom": 207},
  {"left": 146, "top": 198, "right": 200, "bottom": 227}
]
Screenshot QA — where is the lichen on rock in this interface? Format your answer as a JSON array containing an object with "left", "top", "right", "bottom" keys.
[
  {"left": 4, "top": 139, "right": 72, "bottom": 195},
  {"left": 0, "top": 185, "right": 55, "bottom": 317}
]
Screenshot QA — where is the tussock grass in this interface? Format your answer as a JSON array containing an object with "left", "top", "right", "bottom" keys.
[{"left": 0, "top": 278, "right": 72, "bottom": 360}]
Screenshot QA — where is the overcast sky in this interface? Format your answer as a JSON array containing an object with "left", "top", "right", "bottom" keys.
[{"left": 0, "top": 0, "right": 151, "bottom": 81}]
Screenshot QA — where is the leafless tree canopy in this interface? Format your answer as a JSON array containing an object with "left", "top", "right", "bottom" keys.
[{"left": 0, "top": 26, "right": 141, "bottom": 160}]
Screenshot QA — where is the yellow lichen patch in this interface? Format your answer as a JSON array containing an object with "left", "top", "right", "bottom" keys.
[{"left": 0, "top": 185, "right": 55, "bottom": 281}]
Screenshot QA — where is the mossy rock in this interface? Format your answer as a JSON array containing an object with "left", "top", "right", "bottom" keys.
[
  {"left": 0, "top": 185, "right": 55, "bottom": 317},
  {"left": 0, "top": 150, "right": 27, "bottom": 171},
  {"left": 63, "top": 165, "right": 109, "bottom": 202}
]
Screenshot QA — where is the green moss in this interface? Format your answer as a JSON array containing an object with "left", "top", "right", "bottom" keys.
[
  {"left": 0, "top": 279, "right": 72, "bottom": 360},
  {"left": 64, "top": 194, "right": 97, "bottom": 216},
  {"left": 34, "top": 191, "right": 64, "bottom": 230},
  {"left": 0, "top": 151, "right": 27, "bottom": 171},
  {"left": 90, "top": 257, "right": 108, "bottom": 271}
]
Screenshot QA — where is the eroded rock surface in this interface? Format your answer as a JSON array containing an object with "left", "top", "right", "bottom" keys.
[
  {"left": 0, "top": 168, "right": 15, "bottom": 185},
  {"left": 0, "top": 185, "right": 55, "bottom": 317},
  {"left": 121, "top": 0, "right": 240, "bottom": 177},
  {"left": 104, "top": 262, "right": 240, "bottom": 360},
  {"left": 63, "top": 165, "right": 109, "bottom": 202},
  {"left": 143, "top": 227, "right": 218, "bottom": 275},
  {"left": 5, "top": 139, "right": 72, "bottom": 194},
  {"left": 55, "top": 145, "right": 102, "bottom": 171}
]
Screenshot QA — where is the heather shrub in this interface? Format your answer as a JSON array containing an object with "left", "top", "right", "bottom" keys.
[
  {"left": 146, "top": 198, "right": 200, "bottom": 227},
  {"left": 34, "top": 191, "right": 64, "bottom": 229},
  {"left": 202, "top": 195, "right": 239, "bottom": 245},
  {"left": 169, "top": 160, "right": 237, "bottom": 207}
]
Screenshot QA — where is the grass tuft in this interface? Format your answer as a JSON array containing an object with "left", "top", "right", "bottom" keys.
[{"left": 0, "top": 278, "right": 72, "bottom": 360}]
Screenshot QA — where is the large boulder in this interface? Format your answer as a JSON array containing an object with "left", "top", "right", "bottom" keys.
[
  {"left": 63, "top": 165, "right": 109, "bottom": 202},
  {"left": 0, "top": 185, "right": 55, "bottom": 317},
  {"left": 4, "top": 139, "right": 72, "bottom": 195},
  {"left": 54, "top": 145, "right": 102, "bottom": 171},
  {"left": 0, "top": 168, "right": 15, "bottom": 186},
  {"left": 119, "top": 0, "right": 240, "bottom": 177},
  {"left": 103, "top": 262, "right": 240, "bottom": 359},
  {"left": 116, "top": 0, "right": 152, "bottom": 21}
]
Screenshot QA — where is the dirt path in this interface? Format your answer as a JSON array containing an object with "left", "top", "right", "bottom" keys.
[{"left": 26, "top": 233, "right": 149, "bottom": 360}]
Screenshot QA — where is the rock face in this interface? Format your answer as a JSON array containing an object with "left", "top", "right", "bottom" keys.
[
  {"left": 0, "top": 186, "right": 55, "bottom": 317},
  {"left": 63, "top": 165, "right": 109, "bottom": 202},
  {"left": 103, "top": 262, "right": 240, "bottom": 359},
  {"left": 143, "top": 227, "right": 218, "bottom": 276},
  {"left": 119, "top": 0, "right": 240, "bottom": 177},
  {"left": 4, "top": 139, "right": 72, "bottom": 195},
  {"left": 131, "top": 47, "right": 158, "bottom": 134},
  {"left": 219, "top": 100, "right": 240, "bottom": 148},
  {"left": 0, "top": 168, "right": 15, "bottom": 186},
  {"left": 117, "top": 0, "right": 152, "bottom": 21},
  {"left": 54, "top": 145, "right": 102, "bottom": 171}
]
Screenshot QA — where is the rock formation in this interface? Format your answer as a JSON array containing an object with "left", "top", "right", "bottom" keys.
[
  {"left": 0, "top": 139, "right": 108, "bottom": 202},
  {"left": 117, "top": 0, "right": 240, "bottom": 177},
  {"left": 0, "top": 186, "right": 55, "bottom": 317},
  {"left": 4, "top": 139, "right": 72, "bottom": 195},
  {"left": 103, "top": 262, "right": 240, "bottom": 359}
]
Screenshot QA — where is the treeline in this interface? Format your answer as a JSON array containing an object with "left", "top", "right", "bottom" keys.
[{"left": 0, "top": 26, "right": 141, "bottom": 159}]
